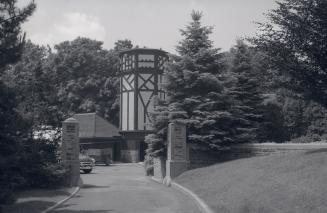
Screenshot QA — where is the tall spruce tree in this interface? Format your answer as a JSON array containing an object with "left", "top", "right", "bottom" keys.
[
  {"left": 228, "top": 40, "right": 264, "bottom": 143},
  {"left": 146, "top": 11, "right": 233, "bottom": 158}
]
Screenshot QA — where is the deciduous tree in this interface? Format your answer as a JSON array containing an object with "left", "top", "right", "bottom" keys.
[
  {"left": 252, "top": 0, "right": 327, "bottom": 106},
  {"left": 46, "top": 37, "right": 120, "bottom": 125}
]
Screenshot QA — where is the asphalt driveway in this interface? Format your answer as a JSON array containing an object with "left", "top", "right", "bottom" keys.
[{"left": 52, "top": 163, "right": 198, "bottom": 213}]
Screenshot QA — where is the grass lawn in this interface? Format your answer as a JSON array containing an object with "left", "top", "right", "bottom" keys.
[{"left": 176, "top": 149, "right": 327, "bottom": 213}]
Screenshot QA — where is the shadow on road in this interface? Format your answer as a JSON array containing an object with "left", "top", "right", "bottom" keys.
[
  {"left": 305, "top": 148, "right": 327, "bottom": 154},
  {"left": 53, "top": 210, "right": 114, "bottom": 213},
  {"left": 82, "top": 184, "right": 110, "bottom": 189},
  {"left": 19, "top": 188, "right": 71, "bottom": 198},
  {"left": 81, "top": 172, "right": 100, "bottom": 175},
  {"left": 53, "top": 204, "right": 114, "bottom": 213},
  {"left": 2, "top": 200, "right": 56, "bottom": 213}
]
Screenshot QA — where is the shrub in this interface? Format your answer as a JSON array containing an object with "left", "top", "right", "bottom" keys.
[
  {"left": 17, "top": 137, "right": 67, "bottom": 189},
  {"left": 144, "top": 155, "right": 154, "bottom": 176}
]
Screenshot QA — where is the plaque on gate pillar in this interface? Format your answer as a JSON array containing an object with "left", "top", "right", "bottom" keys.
[
  {"left": 164, "top": 122, "right": 189, "bottom": 186},
  {"left": 61, "top": 117, "right": 80, "bottom": 186}
]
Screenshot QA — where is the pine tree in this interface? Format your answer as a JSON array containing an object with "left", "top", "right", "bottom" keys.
[
  {"left": 144, "top": 98, "right": 169, "bottom": 174},
  {"left": 145, "top": 11, "right": 233, "bottom": 157},
  {"left": 168, "top": 11, "right": 233, "bottom": 150},
  {"left": 0, "top": 0, "right": 36, "bottom": 71},
  {"left": 0, "top": 0, "right": 36, "bottom": 206},
  {"left": 228, "top": 40, "right": 264, "bottom": 143}
]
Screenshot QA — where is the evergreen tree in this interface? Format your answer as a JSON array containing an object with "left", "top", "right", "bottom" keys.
[
  {"left": 228, "top": 40, "right": 264, "bottom": 143},
  {"left": 0, "top": 0, "right": 36, "bottom": 207},
  {"left": 144, "top": 98, "right": 169, "bottom": 174},
  {"left": 145, "top": 97, "right": 169, "bottom": 156},
  {"left": 146, "top": 11, "right": 232, "bottom": 159},
  {"left": 0, "top": 0, "right": 36, "bottom": 71},
  {"left": 0, "top": 82, "right": 27, "bottom": 206},
  {"left": 168, "top": 11, "right": 232, "bottom": 150}
]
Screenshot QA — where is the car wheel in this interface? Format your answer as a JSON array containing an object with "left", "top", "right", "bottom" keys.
[{"left": 83, "top": 169, "right": 92, "bottom": 174}]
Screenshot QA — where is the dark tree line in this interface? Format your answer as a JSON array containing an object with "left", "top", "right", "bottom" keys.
[
  {"left": 251, "top": 0, "right": 327, "bottom": 142},
  {"left": 146, "top": 1, "right": 327, "bottom": 160},
  {"left": 3, "top": 37, "right": 133, "bottom": 129},
  {"left": 253, "top": 0, "right": 327, "bottom": 107}
]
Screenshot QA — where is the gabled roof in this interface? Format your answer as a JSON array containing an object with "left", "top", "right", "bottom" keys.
[{"left": 73, "top": 113, "right": 120, "bottom": 138}]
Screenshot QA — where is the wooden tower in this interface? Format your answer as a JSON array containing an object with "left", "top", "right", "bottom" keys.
[{"left": 119, "top": 48, "right": 168, "bottom": 162}]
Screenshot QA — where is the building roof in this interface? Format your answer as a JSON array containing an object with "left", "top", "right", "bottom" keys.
[
  {"left": 119, "top": 48, "right": 167, "bottom": 55},
  {"left": 73, "top": 113, "right": 121, "bottom": 138}
]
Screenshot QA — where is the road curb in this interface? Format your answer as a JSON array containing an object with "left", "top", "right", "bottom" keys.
[
  {"left": 41, "top": 178, "right": 83, "bottom": 213},
  {"left": 171, "top": 181, "right": 215, "bottom": 213},
  {"left": 149, "top": 176, "right": 163, "bottom": 183},
  {"left": 148, "top": 176, "right": 214, "bottom": 213}
]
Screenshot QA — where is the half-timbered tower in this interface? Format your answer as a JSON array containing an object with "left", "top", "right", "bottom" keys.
[{"left": 119, "top": 48, "right": 168, "bottom": 162}]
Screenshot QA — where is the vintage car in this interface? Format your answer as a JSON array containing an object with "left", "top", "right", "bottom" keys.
[
  {"left": 85, "top": 148, "right": 112, "bottom": 166},
  {"left": 79, "top": 154, "right": 95, "bottom": 173}
]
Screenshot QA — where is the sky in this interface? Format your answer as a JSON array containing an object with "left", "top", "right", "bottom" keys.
[{"left": 18, "top": 0, "right": 277, "bottom": 53}]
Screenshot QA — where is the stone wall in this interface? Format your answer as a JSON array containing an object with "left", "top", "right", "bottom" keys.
[{"left": 189, "top": 143, "right": 327, "bottom": 169}]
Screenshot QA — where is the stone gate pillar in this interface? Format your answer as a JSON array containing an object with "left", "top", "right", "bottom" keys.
[
  {"left": 61, "top": 117, "right": 80, "bottom": 186},
  {"left": 164, "top": 122, "right": 189, "bottom": 185}
]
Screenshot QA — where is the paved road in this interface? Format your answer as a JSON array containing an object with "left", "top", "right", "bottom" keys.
[{"left": 53, "top": 163, "right": 199, "bottom": 213}]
